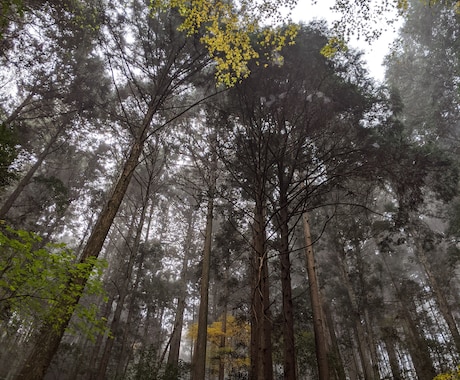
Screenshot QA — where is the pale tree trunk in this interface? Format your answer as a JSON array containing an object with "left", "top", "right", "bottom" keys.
[
  {"left": 15, "top": 96, "right": 159, "bottom": 380},
  {"left": 302, "top": 212, "right": 329, "bottom": 380},
  {"left": 191, "top": 194, "right": 214, "bottom": 380},
  {"left": 279, "top": 202, "right": 297, "bottom": 380},
  {"left": 191, "top": 129, "right": 218, "bottom": 380},
  {"left": 412, "top": 232, "right": 460, "bottom": 354},
  {"left": 167, "top": 209, "right": 195, "bottom": 368}
]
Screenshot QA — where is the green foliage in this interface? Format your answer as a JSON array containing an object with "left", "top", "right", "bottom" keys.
[
  {"left": 0, "top": 0, "right": 24, "bottom": 34},
  {"left": 0, "top": 224, "right": 107, "bottom": 338},
  {"left": 0, "top": 123, "right": 18, "bottom": 188},
  {"left": 127, "top": 345, "right": 189, "bottom": 380}
]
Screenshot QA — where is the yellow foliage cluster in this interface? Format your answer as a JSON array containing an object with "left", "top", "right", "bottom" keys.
[
  {"left": 321, "top": 36, "right": 348, "bottom": 58},
  {"left": 150, "top": 0, "right": 297, "bottom": 86},
  {"left": 433, "top": 366, "right": 460, "bottom": 380},
  {"left": 188, "top": 314, "right": 250, "bottom": 373}
]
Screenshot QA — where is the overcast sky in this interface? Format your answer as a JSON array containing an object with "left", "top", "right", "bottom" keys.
[{"left": 289, "top": 0, "right": 401, "bottom": 81}]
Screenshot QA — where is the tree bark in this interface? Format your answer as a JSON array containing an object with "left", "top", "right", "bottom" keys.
[
  {"left": 302, "top": 212, "right": 329, "bottom": 380},
  {"left": 15, "top": 96, "right": 159, "bottom": 380},
  {"left": 191, "top": 195, "right": 214, "bottom": 380}
]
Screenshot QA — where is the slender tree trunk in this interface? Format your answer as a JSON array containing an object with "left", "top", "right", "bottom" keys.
[
  {"left": 250, "top": 198, "right": 273, "bottom": 380},
  {"left": 15, "top": 96, "right": 159, "bottom": 380},
  {"left": 97, "top": 201, "right": 148, "bottom": 380},
  {"left": 302, "top": 212, "right": 329, "bottom": 380},
  {"left": 88, "top": 296, "right": 115, "bottom": 380},
  {"left": 4, "top": 92, "right": 34, "bottom": 126},
  {"left": 115, "top": 199, "right": 157, "bottom": 378},
  {"left": 337, "top": 248, "right": 375, "bottom": 380},
  {"left": 218, "top": 305, "right": 228, "bottom": 380},
  {"left": 322, "top": 302, "right": 346, "bottom": 380},
  {"left": 279, "top": 200, "right": 297, "bottom": 380},
  {"left": 383, "top": 254, "right": 436, "bottom": 380},
  {"left": 413, "top": 235, "right": 460, "bottom": 354},
  {"left": 168, "top": 210, "right": 194, "bottom": 367},
  {"left": 191, "top": 195, "right": 214, "bottom": 380},
  {"left": 381, "top": 327, "right": 403, "bottom": 380},
  {"left": 399, "top": 299, "right": 436, "bottom": 380},
  {"left": 0, "top": 126, "right": 63, "bottom": 220}
]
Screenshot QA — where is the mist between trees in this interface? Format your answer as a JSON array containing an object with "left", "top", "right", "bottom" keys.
[{"left": 0, "top": 0, "right": 459, "bottom": 379}]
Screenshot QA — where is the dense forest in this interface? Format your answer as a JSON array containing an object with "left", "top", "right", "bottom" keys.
[{"left": 0, "top": 0, "right": 459, "bottom": 379}]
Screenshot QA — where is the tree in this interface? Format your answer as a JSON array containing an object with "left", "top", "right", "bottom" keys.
[
  {"left": 0, "top": 123, "right": 18, "bottom": 189},
  {"left": 15, "top": 3, "right": 210, "bottom": 378}
]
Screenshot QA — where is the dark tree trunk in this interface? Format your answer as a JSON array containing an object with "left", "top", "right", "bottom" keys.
[
  {"left": 337, "top": 247, "right": 376, "bottom": 380},
  {"left": 15, "top": 97, "right": 159, "bottom": 380},
  {"left": 250, "top": 199, "right": 273, "bottom": 380},
  {"left": 97, "top": 200, "right": 148, "bottom": 380},
  {"left": 0, "top": 126, "right": 63, "bottom": 220},
  {"left": 381, "top": 327, "right": 403, "bottom": 380}
]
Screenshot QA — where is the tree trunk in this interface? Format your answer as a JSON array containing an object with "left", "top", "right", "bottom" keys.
[
  {"left": 399, "top": 299, "right": 436, "bottom": 380},
  {"left": 322, "top": 302, "right": 346, "bottom": 380},
  {"left": 413, "top": 234, "right": 460, "bottom": 354},
  {"left": 168, "top": 210, "right": 194, "bottom": 367},
  {"left": 250, "top": 198, "right": 273, "bottom": 380},
  {"left": 302, "top": 212, "right": 329, "bottom": 380},
  {"left": 97, "top": 200, "right": 148, "bottom": 379},
  {"left": 88, "top": 296, "right": 115, "bottom": 380},
  {"left": 337, "top": 247, "right": 375, "bottom": 380},
  {"left": 218, "top": 308, "right": 228, "bottom": 380},
  {"left": 15, "top": 96, "right": 159, "bottom": 380},
  {"left": 381, "top": 327, "right": 403, "bottom": 380},
  {"left": 191, "top": 195, "right": 214, "bottom": 380},
  {"left": 279, "top": 200, "right": 297, "bottom": 380},
  {"left": 0, "top": 126, "right": 63, "bottom": 220}
]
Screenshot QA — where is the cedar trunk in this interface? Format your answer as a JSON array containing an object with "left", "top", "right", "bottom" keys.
[{"left": 15, "top": 97, "right": 159, "bottom": 380}]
